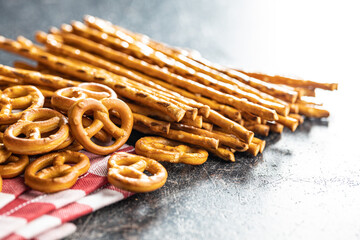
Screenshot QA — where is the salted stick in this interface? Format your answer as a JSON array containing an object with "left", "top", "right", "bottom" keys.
[
  {"left": 71, "top": 21, "right": 289, "bottom": 117},
  {"left": 84, "top": 15, "right": 294, "bottom": 109},
  {"left": 0, "top": 36, "right": 186, "bottom": 122},
  {"left": 238, "top": 70, "right": 338, "bottom": 91},
  {"left": 171, "top": 123, "right": 249, "bottom": 152},
  {"left": 36, "top": 31, "right": 208, "bottom": 119},
  {"left": 133, "top": 124, "right": 219, "bottom": 150},
  {"left": 55, "top": 28, "right": 278, "bottom": 121}
]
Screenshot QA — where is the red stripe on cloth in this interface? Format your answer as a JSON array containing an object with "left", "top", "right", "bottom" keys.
[
  {"left": 2, "top": 233, "right": 25, "bottom": 240},
  {"left": 106, "top": 185, "right": 134, "bottom": 198},
  {"left": 50, "top": 202, "right": 93, "bottom": 223},
  {"left": 11, "top": 202, "right": 54, "bottom": 221},
  {"left": 0, "top": 198, "right": 27, "bottom": 215},
  {"left": 2, "top": 177, "right": 28, "bottom": 195},
  {"left": 71, "top": 172, "right": 108, "bottom": 194}
]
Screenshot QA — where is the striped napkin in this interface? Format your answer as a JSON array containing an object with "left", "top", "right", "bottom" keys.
[{"left": 0, "top": 144, "right": 135, "bottom": 239}]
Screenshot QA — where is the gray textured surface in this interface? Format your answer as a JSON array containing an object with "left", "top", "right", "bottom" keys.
[{"left": 0, "top": 0, "right": 359, "bottom": 239}]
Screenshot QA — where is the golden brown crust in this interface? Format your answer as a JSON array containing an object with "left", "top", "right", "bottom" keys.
[
  {"left": 135, "top": 136, "right": 208, "bottom": 165},
  {"left": 107, "top": 152, "right": 167, "bottom": 192},
  {"left": 68, "top": 98, "right": 133, "bottom": 155},
  {"left": 24, "top": 150, "right": 90, "bottom": 193}
]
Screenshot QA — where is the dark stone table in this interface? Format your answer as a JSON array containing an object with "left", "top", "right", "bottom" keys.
[{"left": 0, "top": 0, "right": 359, "bottom": 239}]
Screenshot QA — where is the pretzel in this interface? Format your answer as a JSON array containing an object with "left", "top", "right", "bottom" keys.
[
  {"left": 208, "top": 147, "right": 235, "bottom": 162},
  {"left": 3, "top": 108, "right": 70, "bottom": 155},
  {"left": 276, "top": 115, "right": 299, "bottom": 132},
  {"left": 298, "top": 103, "right": 330, "bottom": 118},
  {"left": 0, "top": 85, "right": 44, "bottom": 124},
  {"left": 107, "top": 152, "right": 167, "bottom": 192},
  {"left": 135, "top": 137, "right": 208, "bottom": 165},
  {"left": 51, "top": 82, "right": 117, "bottom": 112},
  {"left": 54, "top": 29, "right": 277, "bottom": 121},
  {"left": 24, "top": 150, "right": 90, "bottom": 193},
  {"left": 268, "top": 122, "right": 284, "bottom": 133},
  {"left": 68, "top": 98, "right": 133, "bottom": 155},
  {"left": 0, "top": 154, "right": 29, "bottom": 178}
]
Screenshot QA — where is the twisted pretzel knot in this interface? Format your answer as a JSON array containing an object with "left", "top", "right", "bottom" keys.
[
  {"left": 0, "top": 154, "right": 29, "bottom": 178},
  {"left": 135, "top": 137, "right": 208, "bottom": 165},
  {"left": 3, "top": 108, "right": 70, "bottom": 155},
  {"left": 68, "top": 98, "right": 133, "bottom": 155},
  {"left": 51, "top": 82, "right": 117, "bottom": 112},
  {"left": 0, "top": 85, "right": 44, "bottom": 124},
  {"left": 107, "top": 152, "right": 167, "bottom": 193},
  {"left": 24, "top": 150, "right": 90, "bottom": 193}
]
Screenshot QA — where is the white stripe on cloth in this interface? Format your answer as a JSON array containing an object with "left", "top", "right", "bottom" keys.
[
  {"left": 0, "top": 216, "right": 27, "bottom": 238},
  {"left": 13, "top": 187, "right": 126, "bottom": 239},
  {"left": 16, "top": 215, "right": 61, "bottom": 239},
  {"left": 34, "top": 223, "right": 77, "bottom": 240},
  {"left": 0, "top": 193, "right": 15, "bottom": 208}
]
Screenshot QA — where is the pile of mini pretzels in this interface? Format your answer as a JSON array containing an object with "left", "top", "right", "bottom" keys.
[{"left": 0, "top": 16, "right": 338, "bottom": 193}]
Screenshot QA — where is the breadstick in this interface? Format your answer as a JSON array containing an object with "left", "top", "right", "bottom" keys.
[
  {"left": 252, "top": 137, "right": 266, "bottom": 153},
  {"left": 205, "top": 110, "right": 254, "bottom": 144},
  {"left": 85, "top": 16, "right": 292, "bottom": 111},
  {"left": 288, "top": 113, "right": 304, "bottom": 124},
  {"left": 267, "top": 122, "right": 284, "bottom": 133},
  {"left": 276, "top": 115, "right": 299, "bottom": 131},
  {"left": 244, "top": 124, "right": 270, "bottom": 137},
  {"left": 202, "top": 122, "right": 213, "bottom": 131},
  {"left": 0, "top": 36, "right": 186, "bottom": 122},
  {"left": 208, "top": 147, "right": 235, "bottom": 162},
  {"left": 133, "top": 124, "right": 219, "bottom": 150},
  {"left": 171, "top": 123, "right": 248, "bottom": 152},
  {"left": 298, "top": 103, "right": 330, "bottom": 118},
  {"left": 13, "top": 61, "right": 37, "bottom": 70},
  {"left": 72, "top": 22, "right": 290, "bottom": 116},
  {"left": 55, "top": 29, "right": 277, "bottom": 120},
  {"left": 239, "top": 70, "right": 338, "bottom": 91}
]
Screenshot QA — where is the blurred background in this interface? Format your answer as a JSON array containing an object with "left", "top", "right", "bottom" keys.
[{"left": 0, "top": 0, "right": 359, "bottom": 239}]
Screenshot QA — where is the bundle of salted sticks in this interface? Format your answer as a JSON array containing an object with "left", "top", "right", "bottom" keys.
[{"left": 0, "top": 16, "right": 337, "bottom": 166}]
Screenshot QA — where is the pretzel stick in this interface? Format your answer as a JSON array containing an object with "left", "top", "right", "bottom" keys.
[
  {"left": 276, "top": 115, "right": 299, "bottom": 131},
  {"left": 238, "top": 71, "right": 338, "bottom": 91},
  {"left": 38, "top": 31, "right": 201, "bottom": 121},
  {"left": 145, "top": 77, "right": 240, "bottom": 121},
  {"left": 244, "top": 123, "right": 270, "bottom": 137},
  {"left": 171, "top": 123, "right": 248, "bottom": 152},
  {"left": 71, "top": 22, "right": 291, "bottom": 117},
  {"left": 295, "top": 87, "right": 316, "bottom": 97},
  {"left": 242, "top": 112, "right": 261, "bottom": 124},
  {"left": 39, "top": 30, "right": 211, "bottom": 118},
  {"left": 289, "top": 103, "right": 299, "bottom": 114},
  {"left": 0, "top": 36, "right": 186, "bottom": 122},
  {"left": 288, "top": 113, "right": 304, "bottom": 124},
  {"left": 268, "top": 122, "right": 284, "bottom": 133},
  {"left": 13, "top": 61, "right": 37, "bottom": 70},
  {"left": 85, "top": 16, "right": 292, "bottom": 111},
  {"left": 133, "top": 124, "right": 219, "bottom": 150},
  {"left": 208, "top": 147, "right": 235, "bottom": 162},
  {"left": 55, "top": 29, "right": 278, "bottom": 121},
  {"left": 252, "top": 137, "right": 266, "bottom": 153},
  {"left": 205, "top": 110, "right": 254, "bottom": 144},
  {"left": 298, "top": 103, "right": 330, "bottom": 118},
  {"left": 202, "top": 122, "right": 213, "bottom": 131}
]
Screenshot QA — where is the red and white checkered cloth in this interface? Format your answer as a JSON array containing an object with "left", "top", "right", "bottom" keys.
[{"left": 0, "top": 144, "right": 135, "bottom": 239}]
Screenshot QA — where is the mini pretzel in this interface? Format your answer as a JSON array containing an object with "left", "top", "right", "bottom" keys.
[
  {"left": 0, "top": 85, "right": 44, "bottom": 124},
  {"left": 51, "top": 82, "right": 116, "bottom": 112},
  {"left": 135, "top": 137, "right": 208, "bottom": 165},
  {"left": 0, "top": 154, "right": 29, "bottom": 178},
  {"left": 3, "top": 108, "right": 70, "bottom": 155},
  {"left": 68, "top": 98, "right": 133, "bottom": 155},
  {"left": 25, "top": 150, "right": 90, "bottom": 193},
  {"left": 107, "top": 152, "right": 167, "bottom": 192}
]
